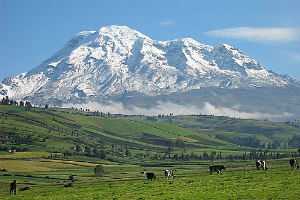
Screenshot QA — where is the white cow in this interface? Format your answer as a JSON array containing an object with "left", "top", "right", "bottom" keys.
[
  {"left": 289, "top": 159, "right": 299, "bottom": 170},
  {"left": 256, "top": 160, "right": 268, "bottom": 171},
  {"left": 164, "top": 170, "right": 174, "bottom": 179}
]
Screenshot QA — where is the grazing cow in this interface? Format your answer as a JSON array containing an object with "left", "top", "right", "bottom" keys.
[
  {"left": 10, "top": 180, "right": 17, "bottom": 195},
  {"left": 164, "top": 170, "right": 174, "bottom": 179},
  {"left": 256, "top": 160, "right": 268, "bottom": 171},
  {"left": 209, "top": 165, "right": 226, "bottom": 174},
  {"left": 19, "top": 186, "right": 30, "bottom": 191},
  {"left": 63, "top": 183, "right": 73, "bottom": 187},
  {"left": 289, "top": 159, "right": 298, "bottom": 170},
  {"left": 141, "top": 172, "right": 156, "bottom": 181}
]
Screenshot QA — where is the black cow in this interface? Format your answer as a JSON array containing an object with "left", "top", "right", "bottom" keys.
[
  {"left": 63, "top": 183, "right": 73, "bottom": 187},
  {"left": 10, "top": 180, "right": 17, "bottom": 195},
  {"left": 164, "top": 170, "right": 174, "bottom": 179},
  {"left": 209, "top": 165, "right": 226, "bottom": 174},
  {"left": 256, "top": 160, "right": 268, "bottom": 171},
  {"left": 19, "top": 186, "right": 30, "bottom": 191},
  {"left": 141, "top": 172, "right": 156, "bottom": 181},
  {"left": 289, "top": 159, "right": 298, "bottom": 170}
]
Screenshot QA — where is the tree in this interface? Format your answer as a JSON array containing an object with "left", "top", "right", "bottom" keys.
[
  {"left": 1, "top": 96, "right": 9, "bottom": 105},
  {"left": 203, "top": 151, "right": 208, "bottom": 159},
  {"left": 85, "top": 146, "right": 91, "bottom": 156},
  {"left": 288, "top": 136, "right": 300, "bottom": 149},
  {"left": 25, "top": 101, "right": 32, "bottom": 110},
  {"left": 175, "top": 138, "right": 185, "bottom": 148},
  {"left": 166, "top": 140, "right": 175, "bottom": 148},
  {"left": 228, "top": 155, "right": 234, "bottom": 161},
  {"left": 100, "top": 149, "right": 107, "bottom": 159},
  {"left": 173, "top": 153, "right": 179, "bottom": 160},
  {"left": 94, "top": 147, "right": 100, "bottom": 158},
  {"left": 94, "top": 165, "right": 105, "bottom": 177},
  {"left": 76, "top": 144, "right": 81, "bottom": 153},
  {"left": 125, "top": 147, "right": 130, "bottom": 156}
]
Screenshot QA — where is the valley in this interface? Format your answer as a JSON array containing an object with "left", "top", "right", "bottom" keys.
[{"left": 1, "top": 104, "right": 300, "bottom": 199}]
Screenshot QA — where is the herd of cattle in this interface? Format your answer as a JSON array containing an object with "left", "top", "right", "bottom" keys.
[
  {"left": 142, "top": 159, "right": 299, "bottom": 181},
  {"left": 9, "top": 159, "right": 299, "bottom": 194}
]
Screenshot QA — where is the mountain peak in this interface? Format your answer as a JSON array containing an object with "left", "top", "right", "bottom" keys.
[
  {"left": 99, "top": 25, "right": 133, "bottom": 32},
  {"left": 97, "top": 25, "right": 150, "bottom": 40},
  {"left": 0, "top": 26, "right": 299, "bottom": 121}
]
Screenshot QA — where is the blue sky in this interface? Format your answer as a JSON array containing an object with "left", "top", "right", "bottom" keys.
[{"left": 1, "top": 0, "right": 300, "bottom": 80}]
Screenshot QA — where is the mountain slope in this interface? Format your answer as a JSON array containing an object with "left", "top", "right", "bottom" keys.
[
  {"left": 0, "top": 105, "right": 235, "bottom": 153},
  {"left": 0, "top": 25, "right": 299, "bottom": 120}
]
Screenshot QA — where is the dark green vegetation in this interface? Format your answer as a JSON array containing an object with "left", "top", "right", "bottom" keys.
[{"left": 1, "top": 104, "right": 300, "bottom": 199}]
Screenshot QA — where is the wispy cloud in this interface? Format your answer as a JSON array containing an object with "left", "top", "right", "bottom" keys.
[
  {"left": 205, "top": 27, "right": 300, "bottom": 42},
  {"left": 62, "top": 101, "right": 293, "bottom": 122},
  {"left": 160, "top": 19, "right": 175, "bottom": 27}
]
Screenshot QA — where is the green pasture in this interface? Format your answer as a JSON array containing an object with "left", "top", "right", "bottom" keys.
[
  {"left": 1, "top": 105, "right": 300, "bottom": 199},
  {"left": 0, "top": 105, "right": 242, "bottom": 156},
  {"left": 156, "top": 115, "right": 300, "bottom": 144},
  {"left": 2, "top": 105, "right": 299, "bottom": 155},
  {"left": 1, "top": 160, "right": 300, "bottom": 200}
]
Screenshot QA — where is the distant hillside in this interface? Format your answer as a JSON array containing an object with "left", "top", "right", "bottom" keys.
[
  {"left": 153, "top": 115, "right": 300, "bottom": 148},
  {"left": 0, "top": 105, "right": 238, "bottom": 160}
]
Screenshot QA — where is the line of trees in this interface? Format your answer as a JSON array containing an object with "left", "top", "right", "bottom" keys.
[
  {"left": 1, "top": 96, "right": 32, "bottom": 110},
  {"left": 216, "top": 135, "right": 261, "bottom": 148},
  {"left": 288, "top": 136, "right": 300, "bottom": 149},
  {"left": 215, "top": 134, "right": 292, "bottom": 149},
  {"left": 133, "top": 149, "right": 299, "bottom": 162},
  {"left": 0, "top": 131, "right": 40, "bottom": 146},
  {"left": 0, "top": 145, "right": 29, "bottom": 152}
]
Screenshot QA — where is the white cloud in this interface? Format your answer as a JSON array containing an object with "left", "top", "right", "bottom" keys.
[
  {"left": 160, "top": 19, "right": 175, "bottom": 27},
  {"left": 205, "top": 27, "right": 300, "bottom": 42},
  {"left": 62, "top": 101, "right": 293, "bottom": 121}
]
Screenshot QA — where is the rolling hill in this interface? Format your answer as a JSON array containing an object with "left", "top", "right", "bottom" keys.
[
  {"left": 1, "top": 104, "right": 299, "bottom": 160},
  {"left": 0, "top": 105, "right": 237, "bottom": 160},
  {"left": 152, "top": 115, "right": 300, "bottom": 147}
]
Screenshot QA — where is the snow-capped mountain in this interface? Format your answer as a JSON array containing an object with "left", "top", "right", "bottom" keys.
[{"left": 1, "top": 25, "right": 299, "bottom": 120}]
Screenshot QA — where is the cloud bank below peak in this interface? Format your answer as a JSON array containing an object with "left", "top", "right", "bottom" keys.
[
  {"left": 62, "top": 101, "right": 293, "bottom": 122},
  {"left": 205, "top": 27, "right": 300, "bottom": 43}
]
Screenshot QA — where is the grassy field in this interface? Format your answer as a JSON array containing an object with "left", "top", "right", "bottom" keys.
[
  {"left": 1, "top": 159, "right": 300, "bottom": 199},
  {"left": 2, "top": 104, "right": 265, "bottom": 166},
  {"left": 155, "top": 115, "right": 300, "bottom": 144},
  {"left": 1, "top": 105, "right": 300, "bottom": 199}
]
